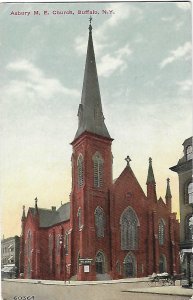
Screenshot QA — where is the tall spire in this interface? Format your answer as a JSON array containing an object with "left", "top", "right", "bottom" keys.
[
  {"left": 146, "top": 157, "right": 157, "bottom": 202},
  {"left": 146, "top": 157, "right": 155, "bottom": 184},
  {"left": 74, "top": 19, "right": 111, "bottom": 140},
  {"left": 165, "top": 178, "right": 172, "bottom": 198},
  {"left": 165, "top": 178, "right": 172, "bottom": 212}
]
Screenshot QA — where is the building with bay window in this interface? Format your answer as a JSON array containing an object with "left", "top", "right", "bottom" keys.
[
  {"left": 19, "top": 22, "right": 180, "bottom": 281},
  {"left": 170, "top": 137, "right": 193, "bottom": 284}
]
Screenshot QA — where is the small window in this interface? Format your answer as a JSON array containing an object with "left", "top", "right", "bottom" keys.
[
  {"left": 56, "top": 235, "right": 60, "bottom": 255},
  {"left": 65, "top": 233, "right": 69, "bottom": 255},
  {"left": 77, "top": 207, "right": 82, "bottom": 230},
  {"left": 188, "top": 183, "right": 193, "bottom": 204},
  {"left": 49, "top": 234, "right": 53, "bottom": 256},
  {"left": 158, "top": 219, "right": 165, "bottom": 245},
  {"left": 77, "top": 154, "right": 84, "bottom": 188},
  {"left": 186, "top": 145, "right": 193, "bottom": 160}
]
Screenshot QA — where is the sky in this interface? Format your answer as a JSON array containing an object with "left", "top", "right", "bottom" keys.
[{"left": 0, "top": 1, "right": 192, "bottom": 238}]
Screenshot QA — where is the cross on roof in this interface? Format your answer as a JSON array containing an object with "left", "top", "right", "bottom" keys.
[
  {"left": 89, "top": 16, "right": 92, "bottom": 25},
  {"left": 125, "top": 155, "right": 131, "bottom": 166}
]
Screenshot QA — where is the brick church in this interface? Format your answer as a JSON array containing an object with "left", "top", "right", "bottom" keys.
[{"left": 19, "top": 21, "right": 180, "bottom": 281}]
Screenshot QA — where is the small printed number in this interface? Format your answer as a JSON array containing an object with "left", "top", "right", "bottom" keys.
[{"left": 13, "top": 297, "right": 34, "bottom": 300}]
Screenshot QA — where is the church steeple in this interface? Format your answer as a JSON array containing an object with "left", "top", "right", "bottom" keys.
[
  {"left": 146, "top": 157, "right": 155, "bottom": 184},
  {"left": 146, "top": 157, "right": 157, "bottom": 202},
  {"left": 74, "top": 19, "right": 111, "bottom": 141}
]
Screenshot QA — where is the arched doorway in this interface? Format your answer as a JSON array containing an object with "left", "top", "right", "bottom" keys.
[
  {"left": 159, "top": 254, "right": 167, "bottom": 273},
  {"left": 95, "top": 251, "right": 105, "bottom": 274},
  {"left": 124, "top": 253, "right": 136, "bottom": 277}
]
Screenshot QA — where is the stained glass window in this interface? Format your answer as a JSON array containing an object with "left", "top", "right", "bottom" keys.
[
  {"left": 120, "top": 207, "right": 139, "bottom": 250},
  {"left": 158, "top": 219, "right": 165, "bottom": 245},
  {"left": 93, "top": 152, "right": 104, "bottom": 188},
  {"left": 77, "top": 154, "right": 84, "bottom": 188},
  {"left": 95, "top": 206, "right": 105, "bottom": 237}
]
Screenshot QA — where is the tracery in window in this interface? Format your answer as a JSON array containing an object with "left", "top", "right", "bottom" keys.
[
  {"left": 95, "top": 206, "right": 105, "bottom": 238},
  {"left": 158, "top": 219, "right": 165, "bottom": 245},
  {"left": 93, "top": 152, "right": 104, "bottom": 188},
  {"left": 77, "top": 154, "right": 84, "bottom": 188},
  {"left": 186, "top": 145, "right": 193, "bottom": 160},
  {"left": 120, "top": 207, "right": 139, "bottom": 250}
]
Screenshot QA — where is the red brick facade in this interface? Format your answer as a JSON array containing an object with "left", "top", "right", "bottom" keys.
[{"left": 19, "top": 24, "right": 180, "bottom": 281}]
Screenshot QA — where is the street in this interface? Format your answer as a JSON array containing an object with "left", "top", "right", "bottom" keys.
[{"left": 1, "top": 279, "right": 192, "bottom": 300}]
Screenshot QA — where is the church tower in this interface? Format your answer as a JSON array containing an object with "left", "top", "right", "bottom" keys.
[{"left": 70, "top": 19, "right": 113, "bottom": 280}]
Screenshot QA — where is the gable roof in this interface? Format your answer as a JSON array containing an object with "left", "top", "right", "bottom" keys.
[{"left": 28, "top": 202, "right": 70, "bottom": 228}]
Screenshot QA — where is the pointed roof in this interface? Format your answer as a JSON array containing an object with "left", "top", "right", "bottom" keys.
[
  {"left": 165, "top": 178, "right": 172, "bottom": 198},
  {"left": 74, "top": 21, "right": 111, "bottom": 141},
  {"left": 146, "top": 157, "right": 155, "bottom": 184},
  {"left": 21, "top": 205, "right": 26, "bottom": 221}
]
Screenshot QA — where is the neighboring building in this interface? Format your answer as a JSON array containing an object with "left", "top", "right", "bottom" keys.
[
  {"left": 1, "top": 236, "right": 20, "bottom": 278},
  {"left": 19, "top": 22, "right": 180, "bottom": 281},
  {"left": 170, "top": 137, "right": 193, "bottom": 283}
]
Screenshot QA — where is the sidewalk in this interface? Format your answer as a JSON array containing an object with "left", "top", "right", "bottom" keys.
[{"left": 122, "top": 285, "right": 193, "bottom": 297}]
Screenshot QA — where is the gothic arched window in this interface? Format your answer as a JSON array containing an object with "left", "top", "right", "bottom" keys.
[
  {"left": 56, "top": 235, "right": 60, "bottom": 255},
  {"left": 77, "top": 207, "right": 83, "bottom": 230},
  {"left": 95, "top": 251, "right": 106, "bottom": 274},
  {"left": 158, "top": 219, "right": 165, "bottom": 245},
  {"left": 49, "top": 234, "right": 53, "bottom": 256},
  {"left": 95, "top": 206, "right": 105, "bottom": 238},
  {"left": 77, "top": 154, "right": 84, "bottom": 188},
  {"left": 65, "top": 232, "right": 69, "bottom": 255},
  {"left": 27, "top": 231, "right": 32, "bottom": 279},
  {"left": 93, "top": 152, "right": 104, "bottom": 188},
  {"left": 27, "top": 231, "right": 32, "bottom": 258},
  {"left": 159, "top": 254, "right": 167, "bottom": 273},
  {"left": 123, "top": 253, "right": 136, "bottom": 278},
  {"left": 186, "top": 145, "right": 193, "bottom": 160},
  {"left": 120, "top": 207, "right": 139, "bottom": 250}
]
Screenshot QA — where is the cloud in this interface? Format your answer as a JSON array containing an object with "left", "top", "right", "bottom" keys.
[
  {"left": 98, "top": 44, "right": 132, "bottom": 77},
  {"left": 4, "top": 59, "right": 79, "bottom": 100},
  {"left": 177, "top": 79, "right": 192, "bottom": 93},
  {"left": 75, "top": 4, "right": 143, "bottom": 56},
  {"left": 161, "top": 16, "right": 174, "bottom": 22},
  {"left": 176, "top": 2, "right": 191, "bottom": 10},
  {"left": 160, "top": 42, "right": 191, "bottom": 69}
]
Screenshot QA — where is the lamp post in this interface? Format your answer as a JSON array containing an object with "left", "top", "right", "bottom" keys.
[{"left": 187, "top": 205, "right": 193, "bottom": 288}]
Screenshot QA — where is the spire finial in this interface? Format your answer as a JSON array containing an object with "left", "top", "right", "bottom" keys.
[
  {"left": 35, "top": 197, "right": 38, "bottom": 208},
  {"left": 125, "top": 155, "right": 131, "bottom": 166},
  {"left": 149, "top": 157, "right": 152, "bottom": 164},
  {"left": 89, "top": 16, "right": 92, "bottom": 32}
]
